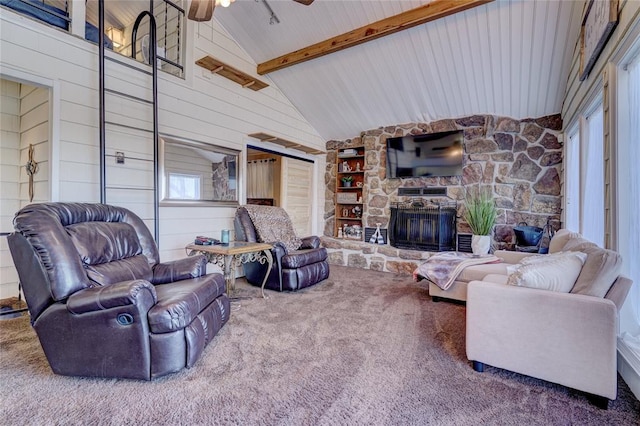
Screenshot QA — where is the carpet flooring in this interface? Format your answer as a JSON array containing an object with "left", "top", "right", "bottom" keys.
[{"left": 0, "top": 265, "right": 638, "bottom": 425}]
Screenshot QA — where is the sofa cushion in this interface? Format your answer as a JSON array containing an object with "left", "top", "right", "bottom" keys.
[
  {"left": 548, "top": 229, "right": 582, "bottom": 254},
  {"left": 457, "top": 263, "right": 510, "bottom": 283},
  {"left": 148, "top": 275, "right": 226, "bottom": 334},
  {"left": 66, "top": 222, "right": 144, "bottom": 265},
  {"left": 571, "top": 246, "right": 623, "bottom": 298},
  {"left": 282, "top": 248, "right": 328, "bottom": 269},
  {"left": 85, "top": 255, "right": 153, "bottom": 286},
  {"left": 507, "top": 251, "right": 587, "bottom": 292}
]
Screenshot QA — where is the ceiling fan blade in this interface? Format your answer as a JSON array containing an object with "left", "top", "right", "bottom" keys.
[
  {"left": 188, "top": 0, "right": 215, "bottom": 22},
  {"left": 292, "top": 0, "right": 314, "bottom": 5}
]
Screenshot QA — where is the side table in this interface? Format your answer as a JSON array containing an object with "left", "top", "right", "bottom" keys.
[{"left": 186, "top": 241, "right": 273, "bottom": 299}]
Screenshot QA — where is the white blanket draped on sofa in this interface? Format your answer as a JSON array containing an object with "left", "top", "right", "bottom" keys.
[{"left": 414, "top": 252, "right": 500, "bottom": 290}]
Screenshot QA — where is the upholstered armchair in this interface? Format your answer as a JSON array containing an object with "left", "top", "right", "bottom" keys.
[
  {"left": 234, "top": 205, "right": 329, "bottom": 291},
  {"left": 8, "top": 202, "right": 230, "bottom": 380}
]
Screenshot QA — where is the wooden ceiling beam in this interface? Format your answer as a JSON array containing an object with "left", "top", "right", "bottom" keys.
[{"left": 257, "top": 0, "right": 494, "bottom": 75}]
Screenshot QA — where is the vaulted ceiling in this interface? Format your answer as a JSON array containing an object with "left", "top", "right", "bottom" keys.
[{"left": 214, "top": 0, "right": 584, "bottom": 141}]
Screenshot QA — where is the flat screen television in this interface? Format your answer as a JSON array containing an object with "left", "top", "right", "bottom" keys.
[{"left": 386, "top": 130, "right": 464, "bottom": 178}]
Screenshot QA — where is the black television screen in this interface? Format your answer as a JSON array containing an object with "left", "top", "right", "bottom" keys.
[{"left": 386, "top": 130, "right": 464, "bottom": 178}]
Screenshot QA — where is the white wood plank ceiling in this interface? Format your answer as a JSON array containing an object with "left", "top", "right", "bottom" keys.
[{"left": 214, "top": 0, "right": 584, "bottom": 141}]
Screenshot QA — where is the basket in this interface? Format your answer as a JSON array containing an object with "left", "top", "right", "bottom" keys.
[{"left": 513, "top": 223, "right": 543, "bottom": 247}]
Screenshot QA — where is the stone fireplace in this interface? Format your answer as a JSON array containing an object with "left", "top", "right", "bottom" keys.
[{"left": 322, "top": 114, "right": 563, "bottom": 274}]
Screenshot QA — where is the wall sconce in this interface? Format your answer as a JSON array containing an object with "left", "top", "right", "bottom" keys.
[{"left": 106, "top": 27, "right": 125, "bottom": 49}]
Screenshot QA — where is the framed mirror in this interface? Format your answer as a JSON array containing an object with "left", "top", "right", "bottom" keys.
[{"left": 160, "top": 136, "right": 240, "bottom": 206}]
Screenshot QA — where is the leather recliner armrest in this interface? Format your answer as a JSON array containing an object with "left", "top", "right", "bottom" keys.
[
  {"left": 67, "top": 279, "right": 157, "bottom": 315},
  {"left": 152, "top": 255, "right": 208, "bottom": 284},
  {"left": 300, "top": 236, "right": 320, "bottom": 249},
  {"left": 270, "top": 242, "right": 287, "bottom": 262},
  {"left": 263, "top": 242, "right": 287, "bottom": 275}
]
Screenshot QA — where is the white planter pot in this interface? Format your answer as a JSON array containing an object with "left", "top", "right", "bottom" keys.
[{"left": 471, "top": 235, "right": 491, "bottom": 255}]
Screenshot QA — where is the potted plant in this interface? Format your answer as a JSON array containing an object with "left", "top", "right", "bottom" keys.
[
  {"left": 341, "top": 175, "right": 354, "bottom": 187},
  {"left": 463, "top": 186, "right": 497, "bottom": 255}
]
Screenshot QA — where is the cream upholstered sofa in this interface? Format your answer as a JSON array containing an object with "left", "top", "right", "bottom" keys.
[{"left": 464, "top": 230, "right": 633, "bottom": 408}]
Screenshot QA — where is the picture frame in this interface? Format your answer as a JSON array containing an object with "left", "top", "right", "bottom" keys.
[
  {"left": 337, "top": 192, "right": 358, "bottom": 203},
  {"left": 579, "top": 0, "right": 619, "bottom": 81}
]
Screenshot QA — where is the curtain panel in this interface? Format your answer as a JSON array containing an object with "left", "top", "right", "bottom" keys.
[{"left": 247, "top": 159, "right": 274, "bottom": 199}]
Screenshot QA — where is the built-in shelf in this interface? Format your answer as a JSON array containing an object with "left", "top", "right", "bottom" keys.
[
  {"left": 335, "top": 147, "right": 365, "bottom": 239},
  {"left": 248, "top": 132, "right": 325, "bottom": 155},
  {"left": 196, "top": 56, "right": 269, "bottom": 91}
]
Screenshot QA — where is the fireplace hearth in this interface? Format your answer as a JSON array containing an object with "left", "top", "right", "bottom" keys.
[{"left": 389, "top": 202, "right": 457, "bottom": 251}]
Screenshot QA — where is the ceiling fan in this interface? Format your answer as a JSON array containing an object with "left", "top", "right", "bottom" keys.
[{"left": 188, "top": 0, "right": 314, "bottom": 22}]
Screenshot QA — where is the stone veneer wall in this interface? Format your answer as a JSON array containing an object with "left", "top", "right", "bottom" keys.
[{"left": 323, "top": 114, "right": 563, "bottom": 273}]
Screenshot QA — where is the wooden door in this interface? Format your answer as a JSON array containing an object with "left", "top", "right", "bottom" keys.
[{"left": 280, "top": 157, "right": 313, "bottom": 237}]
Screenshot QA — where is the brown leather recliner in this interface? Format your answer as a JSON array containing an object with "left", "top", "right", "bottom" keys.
[
  {"left": 8, "top": 202, "right": 230, "bottom": 380},
  {"left": 234, "top": 206, "right": 329, "bottom": 292}
]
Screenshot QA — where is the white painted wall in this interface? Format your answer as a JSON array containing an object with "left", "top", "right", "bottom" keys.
[
  {"left": 0, "top": 80, "right": 50, "bottom": 299},
  {"left": 19, "top": 85, "right": 50, "bottom": 206},
  {"left": 0, "top": 80, "right": 22, "bottom": 299},
  {"left": 0, "top": 9, "right": 326, "bottom": 295},
  {"left": 562, "top": 1, "right": 640, "bottom": 125}
]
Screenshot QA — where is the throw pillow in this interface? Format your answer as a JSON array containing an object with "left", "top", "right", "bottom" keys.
[
  {"left": 548, "top": 229, "right": 582, "bottom": 254},
  {"left": 505, "top": 251, "right": 567, "bottom": 274},
  {"left": 507, "top": 251, "right": 587, "bottom": 293},
  {"left": 570, "top": 246, "right": 622, "bottom": 298},
  {"left": 562, "top": 237, "right": 598, "bottom": 252}
]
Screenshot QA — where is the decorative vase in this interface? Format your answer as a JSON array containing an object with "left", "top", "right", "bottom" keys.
[{"left": 471, "top": 235, "right": 491, "bottom": 255}]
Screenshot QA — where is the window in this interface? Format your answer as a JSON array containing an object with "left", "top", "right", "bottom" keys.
[
  {"left": 565, "top": 99, "right": 605, "bottom": 244},
  {"left": 581, "top": 103, "right": 605, "bottom": 246},
  {"left": 617, "top": 49, "right": 640, "bottom": 342},
  {"left": 168, "top": 173, "right": 201, "bottom": 200}
]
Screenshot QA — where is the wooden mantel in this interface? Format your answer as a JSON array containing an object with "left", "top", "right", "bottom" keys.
[{"left": 196, "top": 56, "right": 269, "bottom": 91}]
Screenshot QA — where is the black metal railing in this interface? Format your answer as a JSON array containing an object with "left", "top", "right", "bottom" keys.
[
  {"left": 1, "top": 0, "right": 70, "bottom": 28},
  {"left": 3, "top": 0, "right": 185, "bottom": 77}
]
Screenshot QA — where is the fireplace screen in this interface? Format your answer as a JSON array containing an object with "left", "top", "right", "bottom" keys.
[{"left": 389, "top": 202, "right": 457, "bottom": 251}]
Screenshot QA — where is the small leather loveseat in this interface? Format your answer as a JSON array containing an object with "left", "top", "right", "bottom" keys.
[{"left": 8, "top": 202, "right": 230, "bottom": 380}]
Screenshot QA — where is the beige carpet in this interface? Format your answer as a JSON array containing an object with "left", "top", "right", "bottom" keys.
[{"left": 0, "top": 265, "right": 638, "bottom": 425}]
